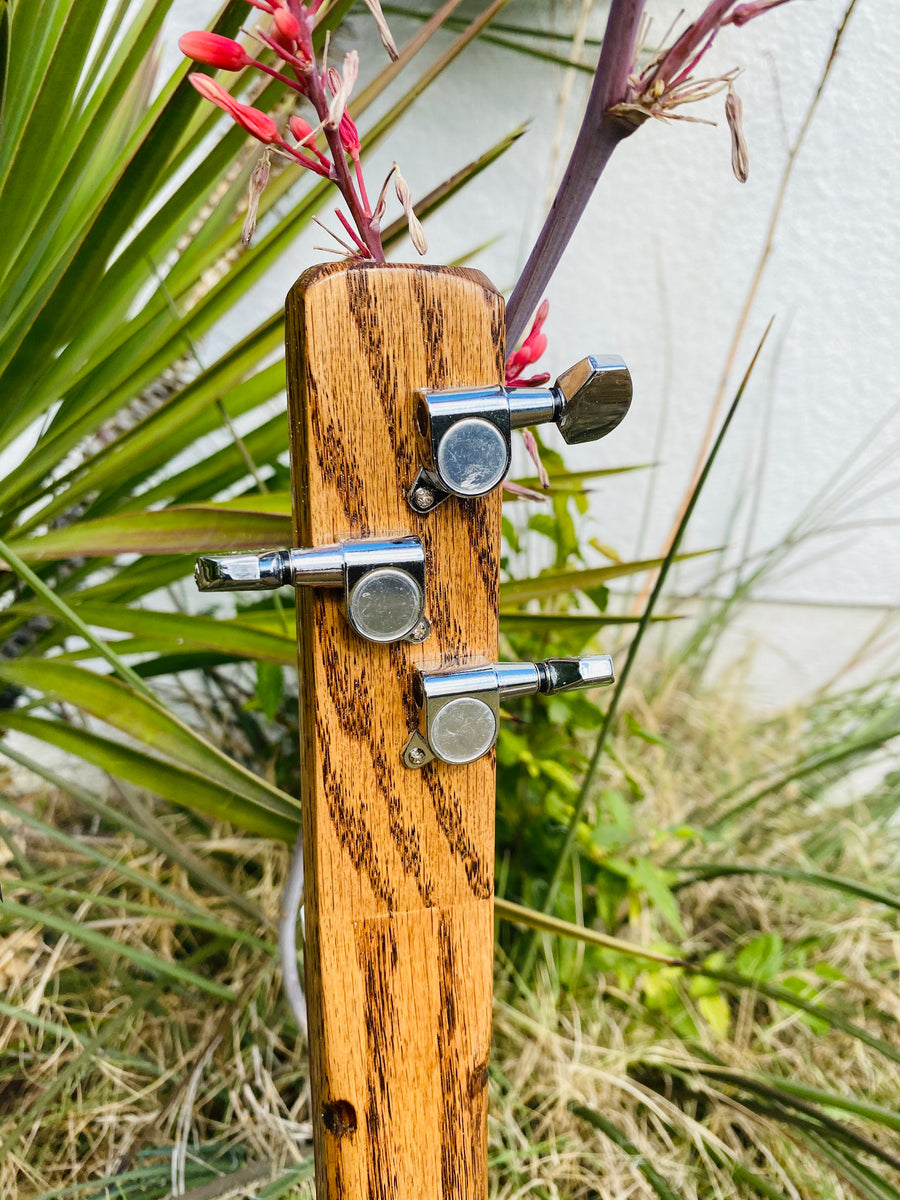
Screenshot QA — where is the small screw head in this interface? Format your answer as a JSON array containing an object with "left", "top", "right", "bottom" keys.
[
  {"left": 412, "top": 485, "right": 436, "bottom": 511},
  {"left": 407, "top": 618, "right": 430, "bottom": 644},
  {"left": 407, "top": 746, "right": 427, "bottom": 766}
]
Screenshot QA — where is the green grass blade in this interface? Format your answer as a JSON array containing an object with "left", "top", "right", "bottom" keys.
[
  {"left": 696, "top": 1068, "right": 900, "bottom": 1136},
  {"left": 494, "top": 897, "right": 684, "bottom": 967},
  {"left": 510, "top": 463, "right": 656, "bottom": 492},
  {"left": 0, "top": 898, "right": 235, "bottom": 1001},
  {"left": 256, "top": 1163, "right": 317, "bottom": 1198},
  {"left": 701, "top": 965, "right": 900, "bottom": 1067},
  {"left": 676, "top": 862, "right": 900, "bottom": 914},
  {"left": 0, "top": 997, "right": 86, "bottom": 1049},
  {"left": 135, "top": 410, "right": 288, "bottom": 509},
  {"left": 569, "top": 1104, "right": 685, "bottom": 1200},
  {"left": 802, "top": 1131, "right": 900, "bottom": 1200},
  {"left": 18, "top": 323, "right": 284, "bottom": 528},
  {"left": 43, "top": 603, "right": 296, "bottom": 666},
  {"left": 0, "top": 534, "right": 154, "bottom": 698},
  {"left": 500, "top": 550, "right": 716, "bottom": 605},
  {"left": 8, "top": 502, "right": 293, "bottom": 560},
  {"left": 0, "top": 659, "right": 300, "bottom": 823},
  {"left": 14, "top": 883, "right": 275, "bottom": 958},
  {"left": 500, "top": 612, "right": 678, "bottom": 631},
  {"left": 0, "top": 713, "right": 297, "bottom": 840}
]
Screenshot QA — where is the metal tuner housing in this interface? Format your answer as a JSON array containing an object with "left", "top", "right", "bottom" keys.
[
  {"left": 194, "top": 535, "right": 430, "bottom": 646},
  {"left": 408, "top": 354, "right": 632, "bottom": 512},
  {"left": 402, "top": 654, "right": 615, "bottom": 768}
]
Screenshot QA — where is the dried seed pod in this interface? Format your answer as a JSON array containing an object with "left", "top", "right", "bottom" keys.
[
  {"left": 393, "top": 164, "right": 427, "bottom": 255},
  {"left": 361, "top": 0, "right": 399, "bottom": 61},
  {"left": 726, "top": 84, "right": 749, "bottom": 183},
  {"left": 242, "top": 151, "right": 271, "bottom": 246}
]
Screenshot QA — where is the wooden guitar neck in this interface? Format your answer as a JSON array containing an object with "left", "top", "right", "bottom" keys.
[{"left": 285, "top": 262, "right": 504, "bottom": 1200}]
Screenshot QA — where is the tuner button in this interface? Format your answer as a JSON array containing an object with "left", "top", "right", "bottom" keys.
[
  {"left": 553, "top": 355, "right": 632, "bottom": 445},
  {"left": 435, "top": 417, "right": 509, "bottom": 496},
  {"left": 195, "top": 550, "right": 289, "bottom": 591},
  {"left": 533, "top": 654, "right": 615, "bottom": 694},
  {"left": 429, "top": 696, "right": 498, "bottom": 765}
]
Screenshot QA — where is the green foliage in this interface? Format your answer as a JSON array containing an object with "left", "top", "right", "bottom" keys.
[
  {"left": 1, "top": 2, "right": 897, "bottom": 1196},
  {"left": 0, "top": 0, "right": 523, "bottom": 835}
]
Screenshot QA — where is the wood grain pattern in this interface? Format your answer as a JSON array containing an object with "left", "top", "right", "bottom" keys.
[{"left": 285, "top": 262, "right": 505, "bottom": 1200}]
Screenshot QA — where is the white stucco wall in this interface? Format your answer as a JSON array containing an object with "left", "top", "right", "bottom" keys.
[{"left": 162, "top": 1, "right": 900, "bottom": 700}]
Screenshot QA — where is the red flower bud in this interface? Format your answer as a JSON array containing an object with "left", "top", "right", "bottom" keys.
[
  {"left": 339, "top": 111, "right": 360, "bottom": 155},
  {"left": 189, "top": 73, "right": 240, "bottom": 116},
  {"left": 179, "top": 31, "right": 249, "bottom": 71},
  {"left": 289, "top": 115, "right": 315, "bottom": 144},
  {"left": 273, "top": 7, "right": 301, "bottom": 41},
  {"left": 230, "top": 101, "right": 281, "bottom": 144}
]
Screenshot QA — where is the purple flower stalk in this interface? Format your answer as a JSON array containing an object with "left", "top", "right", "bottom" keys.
[
  {"left": 506, "top": 0, "right": 798, "bottom": 346},
  {"left": 506, "top": 0, "right": 645, "bottom": 346}
]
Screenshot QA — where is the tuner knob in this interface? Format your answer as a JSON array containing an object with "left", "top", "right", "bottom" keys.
[
  {"left": 408, "top": 355, "right": 632, "bottom": 511},
  {"left": 195, "top": 535, "right": 429, "bottom": 646},
  {"left": 401, "top": 654, "right": 614, "bottom": 767},
  {"left": 539, "top": 355, "right": 632, "bottom": 445}
]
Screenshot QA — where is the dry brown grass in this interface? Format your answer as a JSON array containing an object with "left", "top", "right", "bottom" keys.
[{"left": 1, "top": 664, "right": 899, "bottom": 1199}]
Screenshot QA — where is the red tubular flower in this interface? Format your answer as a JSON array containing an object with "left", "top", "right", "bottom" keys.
[
  {"left": 505, "top": 299, "right": 549, "bottom": 385},
  {"left": 188, "top": 74, "right": 281, "bottom": 145},
  {"left": 179, "top": 31, "right": 249, "bottom": 71}
]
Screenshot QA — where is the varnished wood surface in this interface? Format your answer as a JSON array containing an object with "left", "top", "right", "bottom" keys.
[{"left": 285, "top": 263, "right": 505, "bottom": 1200}]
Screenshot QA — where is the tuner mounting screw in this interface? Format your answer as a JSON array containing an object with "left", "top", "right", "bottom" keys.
[
  {"left": 407, "top": 746, "right": 427, "bottom": 766},
  {"left": 412, "top": 484, "right": 436, "bottom": 511}
]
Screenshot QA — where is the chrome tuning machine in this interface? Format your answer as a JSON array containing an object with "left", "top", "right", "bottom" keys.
[
  {"left": 408, "top": 355, "right": 632, "bottom": 512},
  {"left": 402, "top": 654, "right": 614, "bottom": 767},
  {"left": 195, "top": 535, "right": 429, "bottom": 646}
]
